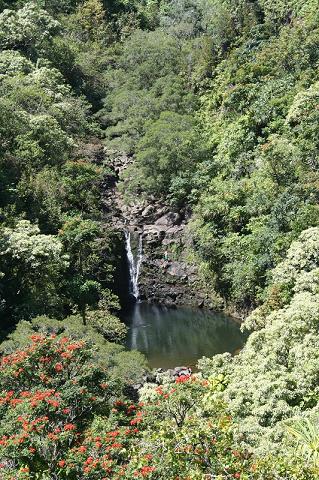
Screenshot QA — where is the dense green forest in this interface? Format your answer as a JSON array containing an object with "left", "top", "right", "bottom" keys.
[{"left": 1, "top": 0, "right": 319, "bottom": 478}]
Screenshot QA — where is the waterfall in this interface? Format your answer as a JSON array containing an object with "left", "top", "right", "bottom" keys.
[{"left": 124, "top": 230, "right": 143, "bottom": 300}]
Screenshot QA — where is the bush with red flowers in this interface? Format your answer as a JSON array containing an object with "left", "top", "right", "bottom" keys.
[
  {"left": 0, "top": 334, "right": 115, "bottom": 478},
  {"left": 0, "top": 337, "right": 254, "bottom": 479},
  {"left": 131, "top": 376, "right": 254, "bottom": 479}
]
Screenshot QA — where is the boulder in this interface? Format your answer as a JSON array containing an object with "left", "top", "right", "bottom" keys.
[
  {"left": 166, "top": 225, "right": 184, "bottom": 236},
  {"left": 174, "top": 367, "right": 192, "bottom": 377},
  {"left": 167, "top": 262, "right": 188, "bottom": 279},
  {"left": 162, "top": 238, "right": 175, "bottom": 246},
  {"left": 142, "top": 205, "right": 154, "bottom": 217},
  {"left": 142, "top": 225, "right": 168, "bottom": 244},
  {"left": 155, "top": 212, "right": 181, "bottom": 227}
]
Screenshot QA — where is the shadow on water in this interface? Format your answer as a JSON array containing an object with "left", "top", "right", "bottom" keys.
[{"left": 121, "top": 302, "right": 246, "bottom": 369}]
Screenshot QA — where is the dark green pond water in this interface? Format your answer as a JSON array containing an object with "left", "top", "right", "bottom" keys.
[{"left": 122, "top": 303, "right": 245, "bottom": 369}]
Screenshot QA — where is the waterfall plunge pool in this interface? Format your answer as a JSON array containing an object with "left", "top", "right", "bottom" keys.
[{"left": 122, "top": 302, "right": 245, "bottom": 369}]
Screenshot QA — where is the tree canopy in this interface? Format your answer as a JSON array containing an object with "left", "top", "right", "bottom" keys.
[{"left": 1, "top": 0, "right": 319, "bottom": 478}]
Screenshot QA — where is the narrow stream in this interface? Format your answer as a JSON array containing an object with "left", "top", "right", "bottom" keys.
[{"left": 122, "top": 302, "right": 245, "bottom": 369}]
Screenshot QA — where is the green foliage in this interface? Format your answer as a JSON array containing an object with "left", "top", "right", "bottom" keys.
[
  {"left": 57, "top": 216, "right": 119, "bottom": 319},
  {"left": 61, "top": 161, "right": 104, "bottom": 215},
  {"left": 0, "top": 334, "right": 115, "bottom": 478},
  {"left": 133, "top": 375, "right": 254, "bottom": 479},
  {"left": 0, "top": 0, "right": 111, "bottom": 325},
  {"left": 287, "top": 418, "right": 319, "bottom": 468},
  {"left": 2, "top": 1, "right": 319, "bottom": 477},
  {"left": 0, "top": 2, "right": 60, "bottom": 58},
  {"left": 250, "top": 416, "right": 319, "bottom": 479},
  {"left": 0, "top": 221, "right": 68, "bottom": 321},
  {"left": 86, "top": 309, "right": 127, "bottom": 344},
  {"left": 69, "top": 0, "right": 107, "bottom": 43},
  {"left": 188, "top": 1, "right": 319, "bottom": 308},
  {"left": 198, "top": 228, "right": 319, "bottom": 459},
  {"left": 0, "top": 314, "right": 148, "bottom": 386},
  {"left": 101, "top": 27, "right": 196, "bottom": 152},
  {"left": 0, "top": 50, "right": 33, "bottom": 77},
  {"left": 122, "top": 111, "right": 203, "bottom": 202}
]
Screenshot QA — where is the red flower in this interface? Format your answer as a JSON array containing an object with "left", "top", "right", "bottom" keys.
[
  {"left": 20, "top": 391, "right": 30, "bottom": 398},
  {"left": 67, "top": 342, "right": 83, "bottom": 351},
  {"left": 111, "top": 442, "right": 122, "bottom": 449},
  {"left": 130, "top": 418, "right": 141, "bottom": 425},
  {"left": 61, "top": 352, "right": 72, "bottom": 359},
  {"left": 64, "top": 423, "right": 76, "bottom": 431},
  {"left": 30, "top": 334, "right": 43, "bottom": 342},
  {"left": 54, "top": 363, "right": 63, "bottom": 372},
  {"left": 58, "top": 460, "right": 66, "bottom": 468},
  {"left": 175, "top": 374, "right": 191, "bottom": 383},
  {"left": 136, "top": 466, "right": 155, "bottom": 477},
  {"left": 234, "top": 474, "right": 241, "bottom": 479},
  {"left": 40, "top": 356, "right": 51, "bottom": 363}
]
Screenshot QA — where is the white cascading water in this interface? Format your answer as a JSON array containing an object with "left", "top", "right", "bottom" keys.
[{"left": 124, "top": 230, "right": 143, "bottom": 300}]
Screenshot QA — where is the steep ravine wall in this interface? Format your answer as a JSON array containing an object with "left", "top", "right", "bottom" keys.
[{"left": 101, "top": 150, "right": 220, "bottom": 309}]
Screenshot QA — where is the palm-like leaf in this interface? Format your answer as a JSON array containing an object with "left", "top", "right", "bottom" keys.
[{"left": 287, "top": 418, "right": 319, "bottom": 468}]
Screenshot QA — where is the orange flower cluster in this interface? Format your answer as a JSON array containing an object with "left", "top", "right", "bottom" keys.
[
  {"left": 134, "top": 466, "right": 156, "bottom": 477},
  {"left": 0, "top": 334, "right": 113, "bottom": 478},
  {"left": 175, "top": 374, "right": 191, "bottom": 383}
]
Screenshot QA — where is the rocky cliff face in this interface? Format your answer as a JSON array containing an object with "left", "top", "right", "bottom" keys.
[{"left": 102, "top": 150, "right": 219, "bottom": 309}]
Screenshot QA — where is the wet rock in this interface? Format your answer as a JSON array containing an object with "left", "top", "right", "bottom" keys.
[
  {"left": 164, "top": 297, "right": 177, "bottom": 307},
  {"left": 150, "top": 366, "right": 193, "bottom": 385}
]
